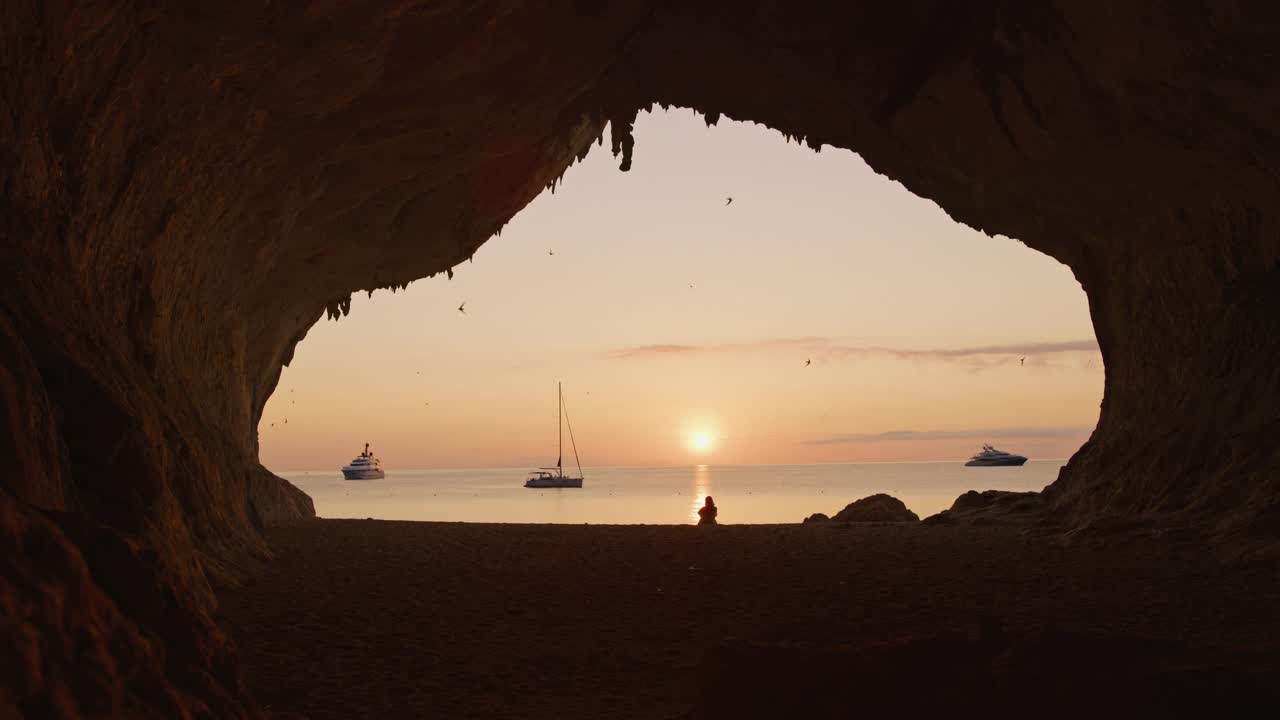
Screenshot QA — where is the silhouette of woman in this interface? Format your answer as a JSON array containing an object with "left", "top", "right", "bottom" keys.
[{"left": 697, "top": 496, "right": 718, "bottom": 525}]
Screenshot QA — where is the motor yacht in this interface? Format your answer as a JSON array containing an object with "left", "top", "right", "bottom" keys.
[
  {"left": 342, "top": 443, "right": 386, "bottom": 480},
  {"left": 964, "top": 444, "right": 1028, "bottom": 467}
]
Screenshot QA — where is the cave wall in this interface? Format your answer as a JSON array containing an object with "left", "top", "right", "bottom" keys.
[{"left": 3, "top": 1, "right": 1278, "bottom": 715}]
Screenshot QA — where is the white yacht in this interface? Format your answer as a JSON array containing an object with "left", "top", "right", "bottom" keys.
[
  {"left": 964, "top": 444, "right": 1028, "bottom": 467},
  {"left": 342, "top": 443, "right": 386, "bottom": 480},
  {"left": 525, "top": 383, "right": 584, "bottom": 488}
]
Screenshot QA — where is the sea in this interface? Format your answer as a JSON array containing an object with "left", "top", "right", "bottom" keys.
[{"left": 279, "top": 460, "right": 1064, "bottom": 525}]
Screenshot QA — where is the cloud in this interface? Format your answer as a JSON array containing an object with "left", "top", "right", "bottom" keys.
[
  {"left": 609, "top": 336, "right": 1099, "bottom": 367},
  {"left": 608, "top": 343, "right": 702, "bottom": 359},
  {"left": 858, "top": 340, "right": 1099, "bottom": 359},
  {"left": 807, "top": 426, "right": 1094, "bottom": 445}
]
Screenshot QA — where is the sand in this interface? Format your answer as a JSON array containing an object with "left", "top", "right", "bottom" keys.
[{"left": 219, "top": 520, "right": 1279, "bottom": 719}]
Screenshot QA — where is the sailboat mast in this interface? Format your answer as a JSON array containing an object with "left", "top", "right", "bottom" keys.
[
  {"left": 561, "top": 385, "right": 584, "bottom": 479},
  {"left": 558, "top": 382, "right": 563, "bottom": 474}
]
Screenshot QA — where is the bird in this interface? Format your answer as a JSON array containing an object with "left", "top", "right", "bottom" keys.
[
  {"left": 804, "top": 358, "right": 812, "bottom": 367},
  {"left": 689, "top": 283, "right": 694, "bottom": 289},
  {"left": 457, "top": 301, "right": 467, "bottom": 315},
  {"left": 283, "top": 418, "right": 288, "bottom": 424},
  {"left": 548, "top": 249, "right": 555, "bottom": 256},
  {"left": 270, "top": 423, "right": 274, "bottom": 427},
  {"left": 1020, "top": 357, "right": 1026, "bottom": 366},
  {"left": 725, "top": 197, "right": 733, "bottom": 206}
]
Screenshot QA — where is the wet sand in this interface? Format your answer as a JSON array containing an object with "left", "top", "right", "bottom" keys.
[{"left": 220, "top": 520, "right": 1279, "bottom": 719}]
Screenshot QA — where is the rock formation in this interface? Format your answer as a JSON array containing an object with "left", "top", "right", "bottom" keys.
[
  {"left": 803, "top": 513, "right": 831, "bottom": 524},
  {"left": 831, "top": 494, "right": 920, "bottom": 523},
  {"left": 923, "top": 490, "right": 1045, "bottom": 526},
  {"left": 3, "top": 2, "right": 1279, "bottom": 715}
]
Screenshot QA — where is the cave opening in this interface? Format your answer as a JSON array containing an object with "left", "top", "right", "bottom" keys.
[
  {"left": 6, "top": 4, "right": 1280, "bottom": 716},
  {"left": 258, "top": 109, "right": 1102, "bottom": 523}
]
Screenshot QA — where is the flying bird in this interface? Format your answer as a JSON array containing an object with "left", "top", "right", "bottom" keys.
[
  {"left": 548, "top": 249, "right": 555, "bottom": 256},
  {"left": 1020, "top": 357, "right": 1026, "bottom": 366},
  {"left": 804, "top": 358, "right": 812, "bottom": 367},
  {"left": 689, "top": 283, "right": 694, "bottom": 289},
  {"left": 725, "top": 197, "right": 733, "bottom": 206},
  {"left": 458, "top": 301, "right": 467, "bottom": 315}
]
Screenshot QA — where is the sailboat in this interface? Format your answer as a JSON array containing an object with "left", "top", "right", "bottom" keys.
[{"left": 524, "top": 382, "right": 584, "bottom": 488}]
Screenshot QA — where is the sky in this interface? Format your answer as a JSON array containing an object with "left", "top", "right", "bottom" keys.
[{"left": 259, "top": 109, "right": 1103, "bottom": 471}]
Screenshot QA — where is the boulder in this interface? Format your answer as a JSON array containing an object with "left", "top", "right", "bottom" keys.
[
  {"left": 802, "top": 513, "right": 830, "bottom": 524},
  {"left": 923, "top": 491, "right": 1047, "bottom": 526},
  {"left": 949, "top": 490, "right": 1041, "bottom": 514},
  {"left": 831, "top": 494, "right": 919, "bottom": 523}
]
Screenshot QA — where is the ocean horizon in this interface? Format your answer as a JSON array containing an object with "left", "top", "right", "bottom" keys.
[{"left": 278, "top": 459, "right": 1064, "bottom": 525}]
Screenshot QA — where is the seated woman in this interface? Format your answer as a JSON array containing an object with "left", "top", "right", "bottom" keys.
[{"left": 697, "top": 496, "right": 718, "bottom": 525}]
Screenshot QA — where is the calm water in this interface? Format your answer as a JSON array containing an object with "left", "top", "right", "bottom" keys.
[{"left": 280, "top": 461, "right": 1063, "bottom": 525}]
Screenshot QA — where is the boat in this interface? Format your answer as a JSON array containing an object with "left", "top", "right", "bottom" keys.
[
  {"left": 342, "top": 443, "right": 386, "bottom": 479},
  {"left": 964, "top": 444, "right": 1028, "bottom": 467},
  {"left": 525, "top": 382, "right": 584, "bottom": 488}
]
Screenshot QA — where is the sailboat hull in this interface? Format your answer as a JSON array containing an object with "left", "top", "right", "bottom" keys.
[{"left": 524, "top": 476, "right": 583, "bottom": 488}]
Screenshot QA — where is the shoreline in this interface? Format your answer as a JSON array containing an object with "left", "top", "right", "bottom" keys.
[{"left": 274, "top": 464, "right": 1063, "bottom": 525}]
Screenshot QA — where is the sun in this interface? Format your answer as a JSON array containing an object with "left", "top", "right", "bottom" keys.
[{"left": 690, "top": 431, "right": 714, "bottom": 454}]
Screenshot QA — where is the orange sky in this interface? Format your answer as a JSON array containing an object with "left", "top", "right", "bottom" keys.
[{"left": 259, "top": 110, "right": 1103, "bottom": 471}]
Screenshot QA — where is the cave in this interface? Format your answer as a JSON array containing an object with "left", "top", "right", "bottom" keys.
[{"left": 3, "top": 3, "right": 1279, "bottom": 717}]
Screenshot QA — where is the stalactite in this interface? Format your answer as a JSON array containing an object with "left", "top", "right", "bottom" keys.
[
  {"left": 325, "top": 294, "right": 353, "bottom": 321},
  {"left": 608, "top": 107, "right": 639, "bottom": 172}
]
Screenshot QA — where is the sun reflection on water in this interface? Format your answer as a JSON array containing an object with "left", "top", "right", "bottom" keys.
[{"left": 689, "top": 464, "right": 712, "bottom": 524}]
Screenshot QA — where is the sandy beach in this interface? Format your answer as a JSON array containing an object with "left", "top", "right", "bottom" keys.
[{"left": 218, "top": 520, "right": 1279, "bottom": 719}]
